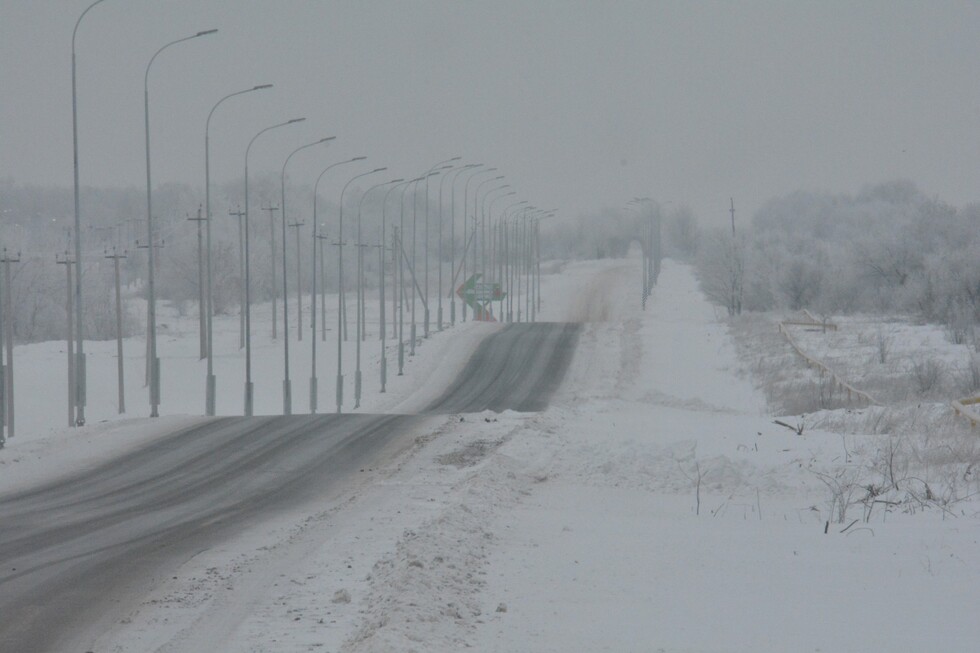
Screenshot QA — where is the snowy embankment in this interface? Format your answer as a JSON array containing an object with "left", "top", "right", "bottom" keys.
[
  {"left": 0, "top": 285, "right": 493, "bottom": 489},
  {"left": 7, "top": 257, "right": 980, "bottom": 652}
]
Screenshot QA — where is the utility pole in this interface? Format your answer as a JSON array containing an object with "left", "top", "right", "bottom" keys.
[
  {"left": 135, "top": 236, "right": 164, "bottom": 415},
  {"left": 188, "top": 206, "right": 207, "bottom": 359},
  {"left": 533, "top": 219, "right": 540, "bottom": 320},
  {"left": 316, "top": 228, "right": 331, "bottom": 343},
  {"left": 332, "top": 238, "right": 348, "bottom": 342},
  {"left": 56, "top": 252, "right": 75, "bottom": 427},
  {"left": 106, "top": 247, "right": 127, "bottom": 413},
  {"left": 377, "top": 233, "right": 391, "bottom": 392},
  {"left": 310, "top": 223, "right": 323, "bottom": 413},
  {"left": 261, "top": 203, "right": 279, "bottom": 339},
  {"left": 396, "top": 226, "right": 404, "bottom": 376},
  {"left": 391, "top": 227, "right": 398, "bottom": 341},
  {"left": 730, "top": 197, "right": 736, "bottom": 237},
  {"left": 288, "top": 220, "right": 305, "bottom": 341},
  {"left": 1, "top": 249, "right": 20, "bottom": 437},
  {"left": 0, "top": 245, "right": 5, "bottom": 447},
  {"left": 411, "top": 184, "right": 418, "bottom": 352},
  {"left": 229, "top": 207, "right": 246, "bottom": 349},
  {"left": 360, "top": 241, "right": 371, "bottom": 342},
  {"left": 524, "top": 219, "right": 534, "bottom": 322}
]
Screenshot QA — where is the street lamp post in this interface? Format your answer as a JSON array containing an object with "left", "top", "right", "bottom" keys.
[
  {"left": 310, "top": 156, "right": 365, "bottom": 413},
  {"left": 447, "top": 164, "right": 481, "bottom": 326},
  {"left": 474, "top": 184, "right": 509, "bottom": 320},
  {"left": 437, "top": 162, "right": 468, "bottom": 331},
  {"left": 337, "top": 167, "right": 386, "bottom": 413},
  {"left": 70, "top": 0, "right": 106, "bottom": 427},
  {"left": 499, "top": 200, "right": 527, "bottom": 321},
  {"left": 461, "top": 168, "right": 497, "bottom": 321},
  {"left": 482, "top": 187, "right": 512, "bottom": 296},
  {"left": 354, "top": 178, "right": 398, "bottom": 408},
  {"left": 243, "top": 117, "right": 306, "bottom": 416},
  {"left": 397, "top": 178, "right": 417, "bottom": 374},
  {"left": 280, "top": 137, "right": 334, "bottom": 415},
  {"left": 144, "top": 28, "right": 217, "bottom": 418},
  {"left": 514, "top": 207, "right": 534, "bottom": 322},
  {"left": 423, "top": 157, "right": 459, "bottom": 336},
  {"left": 486, "top": 190, "right": 516, "bottom": 315},
  {"left": 380, "top": 178, "right": 411, "bottom": 391},
  {"left": 469, "top": 175, "right": 505, "bottom": 320},
  {"left": 204, "top": 83, "right": 273, "bottom": 416},
  {"left": 408, "top": 173, "right": 437, "bottom": 355}
]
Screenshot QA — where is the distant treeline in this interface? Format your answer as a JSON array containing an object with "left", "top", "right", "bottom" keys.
[{"left": 693, "top": 180, "right": 980, "bottom": 341}]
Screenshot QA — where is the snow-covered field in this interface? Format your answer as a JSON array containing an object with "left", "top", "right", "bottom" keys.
[{"left": 4, "top": 256, "right": 980, "bottom": 652}]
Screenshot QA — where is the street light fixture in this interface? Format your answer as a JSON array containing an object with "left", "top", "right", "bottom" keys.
[
  {"left": 203, "top": 83, "right": 273, "bottom": 416},
  {"left": 337, "top": 167, "right": 386, "bottom": 413},
  {"left": 280, "top": 136, "right": 335, "bottom": 415},
  {"left": 144, "top": 27, "right": 218, "bottom": 418},
  {"left": 309, "top": 156, "right": 365, "bottom": 413},
  {"left": 243, "top": 117, "right": 305, "bottom": 416},
  {"left": 69, "top": 0, "right": 106, "bottom": 428}
]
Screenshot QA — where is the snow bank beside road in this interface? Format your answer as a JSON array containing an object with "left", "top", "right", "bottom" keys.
[{"left": 17, "top": 256, "right": 980, "bottom": 652}]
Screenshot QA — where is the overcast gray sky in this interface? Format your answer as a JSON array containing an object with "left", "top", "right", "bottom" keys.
[{"left": 2, "top": 1, "right": 979, "bottom": 226}]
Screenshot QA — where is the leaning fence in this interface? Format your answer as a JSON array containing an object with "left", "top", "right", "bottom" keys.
[{"left": 777, "top": 313, "right": 878, "bottom": 406}]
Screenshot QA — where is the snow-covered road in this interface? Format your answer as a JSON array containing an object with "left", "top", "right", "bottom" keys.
[{"left": 3, "top": 255, "right": 980, "bottom": 652}]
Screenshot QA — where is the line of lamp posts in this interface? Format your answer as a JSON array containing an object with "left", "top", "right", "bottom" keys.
[
  {"left": 21, "top": 0, "right": 553, "bottom": 443},
  {"left": 0, "top": 159, "right": 548, "bottom": 446},
  {"left": 0, "top": 178, "right": 548, "bottom": 446},
  {"left": 212, "top": 153, "right": 551, "bottom": 418}
]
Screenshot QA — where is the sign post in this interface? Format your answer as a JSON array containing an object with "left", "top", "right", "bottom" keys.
[{"left": 456, "top": 274, "right": 505, "bottom": 321}]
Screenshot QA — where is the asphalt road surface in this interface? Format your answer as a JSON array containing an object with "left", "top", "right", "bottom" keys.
[{"left": 0, "top": 322, "right": 580, "bottom": 651}]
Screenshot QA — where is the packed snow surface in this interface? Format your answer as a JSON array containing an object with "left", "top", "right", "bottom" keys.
[{"left": 3, "top": 256, "right": 980, "bottom": 652}]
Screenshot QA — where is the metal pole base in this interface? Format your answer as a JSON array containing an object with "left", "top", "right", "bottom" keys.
[
  {"left": 381, "top": 356, "right": 387, "bottom": 391},
  {"left": 410, "top": 324, "right": 416, "bottom": 355},
  {"left": 437, "top": 307, "right": 443, "bottom": 332},
  {"left": 283, "top": 379, "right": 292, "bottom": 416},
  {"left": 310, "top": 376, "right": 318, "bottom": 414},
  {"left": 335, "top": 373, "right": 343, "bottom": 414},
  {"left": 450, "top": 300, "right": 456, "bottom": 326},
  {"left": 354, "top": 370, "right": 361, "bottom": 409},
  {"left": 398, "top": 341, "right": 404, "bottom": 375},
  {"left": 206, "top": 374, "right": 216, "bottom": 416},
  {"left": 424, "top": 308, "right": 430, "bottom": 338},
  {"left": 244, "top": 381, "right": 254, "bottom": 417}
]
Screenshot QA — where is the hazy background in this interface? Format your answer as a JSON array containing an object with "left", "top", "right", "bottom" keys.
[{"left": 2, "top": 0, "right": 979, "bottom": 225}]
